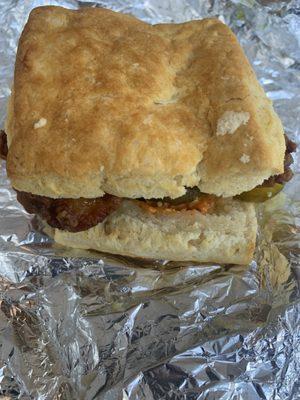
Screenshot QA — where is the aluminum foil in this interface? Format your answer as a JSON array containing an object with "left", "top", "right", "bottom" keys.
[{"left": 0, "top": 0, "right": 300, "bottom": 399}]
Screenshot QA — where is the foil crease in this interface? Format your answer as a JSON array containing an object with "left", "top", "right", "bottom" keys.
[{"left": 0, "top": 0, "right": 299, "bottom": 399}]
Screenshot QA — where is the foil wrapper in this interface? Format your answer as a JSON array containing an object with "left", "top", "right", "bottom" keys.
[{"left": 0, "top": 1, "right": 299, "bottom": 399}]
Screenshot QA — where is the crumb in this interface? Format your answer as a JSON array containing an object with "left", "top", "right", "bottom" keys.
[
  {"left": 240, "top": 153, "right": 250, "bottom": 163},
  {"left": 34, "top": 118, "right": 47, "bottom": 129},
  {"left": 216, "top": 111, "right": 250, "bottom": 135}
]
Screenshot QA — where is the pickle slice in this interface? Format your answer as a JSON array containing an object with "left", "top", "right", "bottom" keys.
[
  {"left": 236, "top": 183, "right": 283, "bottom": 203},
  {"left": 162, "top": 187, "right": 203, "bottom": 205}
]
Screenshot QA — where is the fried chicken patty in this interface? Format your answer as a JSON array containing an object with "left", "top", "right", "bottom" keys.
[
  {"left": 16, "top": 191, "right": 123, "bottom": 232},
  {"left": 15, "top": 190, "right": 217, "bottom": 232},
  {"left": 0, "top": 130, "right": 8, "bottom": 160}
]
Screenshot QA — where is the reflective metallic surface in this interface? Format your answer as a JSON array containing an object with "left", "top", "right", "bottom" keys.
[{"left": 0, "top": 1, "right": 299, "bottom": 399}]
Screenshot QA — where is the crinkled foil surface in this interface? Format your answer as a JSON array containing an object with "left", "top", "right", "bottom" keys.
[{"left": 0, "top": 0, "right": 300, "bottom": 399}]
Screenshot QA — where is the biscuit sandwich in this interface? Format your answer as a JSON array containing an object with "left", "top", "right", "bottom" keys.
[{"left": 0, "top": 6, "right": 296, "bottom": 264}]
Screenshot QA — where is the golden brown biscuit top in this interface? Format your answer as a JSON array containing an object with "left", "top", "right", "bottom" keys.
[{"left": 6, "top": 6, "right": 285, "bottom": 198}]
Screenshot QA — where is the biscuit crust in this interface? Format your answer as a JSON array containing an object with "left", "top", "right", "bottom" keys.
[{"left": 7, "top": 6, "right": 285, "bottom": 198}]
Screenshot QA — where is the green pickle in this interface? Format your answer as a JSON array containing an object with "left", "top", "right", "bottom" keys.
[
  {"left": 163, "top": 187, "right": 203, "bottom": 205},
  {"left": 236, "top": 183, "right": 283, "bottom": 203},
  {"left": 151, "top": 184, "right": 283, "bottom": 206}
]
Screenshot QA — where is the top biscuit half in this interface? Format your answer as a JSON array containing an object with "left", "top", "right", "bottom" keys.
[{"left": 6, "top": 6, "right": 285, "bottom": 199}]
